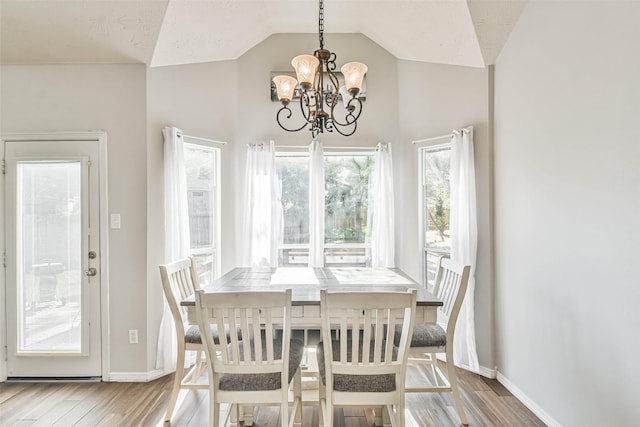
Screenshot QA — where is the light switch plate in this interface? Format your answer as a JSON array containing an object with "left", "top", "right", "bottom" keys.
[{"left": 110, "top": 213, "right": 121, "bottom": 229}]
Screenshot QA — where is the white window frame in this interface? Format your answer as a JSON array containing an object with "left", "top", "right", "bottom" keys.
[
  {"left": 183, "top": 141, "right": 221, "bottom": 283},
  {"left": 418, "top": 142, "right": 452, "bottom": 288},
  {"left": 275, "top": 148, "right": 374, "bottom": 267}
]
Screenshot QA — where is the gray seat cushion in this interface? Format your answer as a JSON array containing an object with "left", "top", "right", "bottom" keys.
[
  {"left": 185, "top": 325, "right": 240, "bottom": 344},
  {"left": 218, "top": 338, "right": 304, "bottom": 391},
  {"left": 394, "top": 324, "right": 446, "bottom": 348},
  {"left": 316, "top": 340, "right": 397, "bottom": 393}
]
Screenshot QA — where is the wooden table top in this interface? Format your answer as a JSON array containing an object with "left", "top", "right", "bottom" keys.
[{"left": 181, "top": 267, "right": 442, "bottom": 307}]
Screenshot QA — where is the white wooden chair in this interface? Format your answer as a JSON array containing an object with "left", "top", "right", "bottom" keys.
[
  {"left": 194, "top": 288, "right": 303, "bottom": 427},
  {"left": 317, "top": 289, "right": 417, "bottom": 427},
  {"left": 159, "top": 258, "right": 210, "bottom": 422},
  {"left": 401, "top": 257, "right": 471, "bottom": 426}
]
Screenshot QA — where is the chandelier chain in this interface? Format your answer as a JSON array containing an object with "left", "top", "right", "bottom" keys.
[{"left": 318, "top": 0, "right": 324, "bottom": 49}]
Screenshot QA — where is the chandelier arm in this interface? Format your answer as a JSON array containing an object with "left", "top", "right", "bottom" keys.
[
  {"left": 313, "top": 64, "right": 326, "bottom": 119},
  {"left": 329, "top": 98, "right": 364, "bottom": 127},
  {"left": 324, "top": 69, "right": 340, "bottom": 116},
  {"left": 276, "top": 105, "right": 310, "bottom": 132},
  {"left": 326, "top": 52, "right": 337, "bottom": 72},
  {"left": 331, "top": 119, "right": 358, "bottom": 137},
  {"left": 325, "top": 68, "right": 340, "bottom": 91},
  {"left": 298, "top": 91, "right": 313, "bottom": 122}
]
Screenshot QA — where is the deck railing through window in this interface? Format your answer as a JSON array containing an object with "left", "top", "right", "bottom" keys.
[
  {"left": 424, "top": 247, "right": 449, "bottom": 290},
  {"left": 279, "top": 244, "right": 371, "bottom": 267}
]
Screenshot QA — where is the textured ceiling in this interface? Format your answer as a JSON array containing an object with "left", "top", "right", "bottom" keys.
[{"left": 0, "top": 0, "right": 527, "bottom": 68}]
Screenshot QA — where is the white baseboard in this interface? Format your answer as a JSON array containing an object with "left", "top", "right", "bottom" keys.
[
  {"left": 497, "top": 371, "right": 561, "bottom": 427},
  {"left": 108, "top": 369, "right": 166, "bottom": 382},
  {"left": 477, "top": 364, "right": 497, "bottom": 379}
]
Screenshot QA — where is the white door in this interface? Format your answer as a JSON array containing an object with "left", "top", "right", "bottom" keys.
[{"left": 4, "top": 138, "right": 102, "bottom": 378}]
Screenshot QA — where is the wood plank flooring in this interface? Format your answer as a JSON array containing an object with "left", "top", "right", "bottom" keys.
[{"left": 0, "top": 361, "right": 546, "bottom": 427}]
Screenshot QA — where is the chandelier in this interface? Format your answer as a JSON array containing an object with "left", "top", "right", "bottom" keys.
[{"left": 272, "top": 0, "right": 368, "bottom": 137}]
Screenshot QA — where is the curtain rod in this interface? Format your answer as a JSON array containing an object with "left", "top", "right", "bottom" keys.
[
  {"left": 275, "top": 145, "right": 376, "bottom": 151},
  {"left": 412, "top": 129, "right": 468, "bottom": 145},
  {"left": 181, "top": 133, "right": 227, "bottom": 146},
  {"left": 411, "top": 133, "right": 453, "bottom": 145}
]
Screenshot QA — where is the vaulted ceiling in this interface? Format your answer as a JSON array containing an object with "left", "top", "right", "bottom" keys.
[{"left": 0, "top": 0, "right": 527, "bottom": 68}]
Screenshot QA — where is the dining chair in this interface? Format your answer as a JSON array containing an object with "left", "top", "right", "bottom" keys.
[
  {"left": 316, "top": 289, "right": 417, "bottom": 427},
  {"left": 194, "top": 288, "right": 303, "bottom": 427},
  {"left": 399, "top": 257, "right": 471, "bottom": 426},
  {"left": 159, "top": 257, "right": 213, "bottom": 422}
]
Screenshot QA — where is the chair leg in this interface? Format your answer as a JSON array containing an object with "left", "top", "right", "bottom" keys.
[
  {"left": 446, "top": 355, "right": 468, "bottom": 426},
  {"left": 293, "top": 367, "right": 302, "bottom": 427},
  {"left": 382, "top": 405, "right": 392, "bottom": 427},
  {"left": 324, "top": 400, "right": 333, "bottom": 427},
  {"left": 281, "top": 399, "right": 289, "bottom": 427},
  {"left": 165, "top": 343, "right": 186, "bottom": 422},
  {"left": 318, "top": 381, "right": 327, "bottom": 427},
  {"left": 374, "top": 407, "right": 383, "bottom": 426},
  {"left": 230, "top": 404, "right": 240, "bottom": 427},
  {"left": 428, "top": 353, "right": 440, "bottom": 385},
  {"left": 210, "top": 398, "right": 219, "bottom": 427},
  {"left": 396, "top": 398, "right": 405, "bottom": 427},
  {"left": 190, "top": 349, "right": 203, "bottom": 383},
  {"left": 241, "top": 405, "right": 255, "bottom": 425}
]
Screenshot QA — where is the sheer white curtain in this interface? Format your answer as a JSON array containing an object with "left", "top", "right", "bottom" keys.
[
  {"left": 368, "top": 143, "right": 395, "bottom": 267},
  {"left": 308, "top": 140, "right": 325, "bottom": 267},
  {"left": 242, "top": 141, "right": 282, "bottom": 268},
  {"left": 449, "top": 126, "right": 480, "bottom": 373},
  {"left": 156, "top": 126, "right": 191, "bottom": 373}
]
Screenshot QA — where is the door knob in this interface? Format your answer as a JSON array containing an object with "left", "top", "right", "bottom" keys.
[{"left": 85, "top": 267, "right": 97, "bottom": 277}]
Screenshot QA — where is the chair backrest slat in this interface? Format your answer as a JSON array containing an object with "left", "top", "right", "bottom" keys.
[
  {"left": 435, "top": 258, "right": 471, "bottom": 333},
  {"left": 195, "top": 289, "right": 291, "bottom": 375},
  {"left": 159, "top": 258, "right": 199, "bottom": 336},
  {"left": 321, "top": 290, "right": 417, "bottom": 381}
]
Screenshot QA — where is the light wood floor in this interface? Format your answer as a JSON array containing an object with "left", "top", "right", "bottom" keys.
[{"left": 0, "top": 361, "right": 545, "bottom": 427}]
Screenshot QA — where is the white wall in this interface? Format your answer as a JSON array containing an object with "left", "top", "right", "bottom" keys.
[
  {"left": 494, "top": 2, "right": 640, "bottom": 425},
  {"left": 0, "top": 64, "right": 149, "bottom": 373},
  {"left": 396, "top": 61, "right": 494, "bottom": 371},
  {"left": 147, "top": 61, "right": 238, "bottom": 371}
]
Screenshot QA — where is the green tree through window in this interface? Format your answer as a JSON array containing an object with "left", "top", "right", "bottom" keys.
[{"left": 276, "top": 152, "right": 374, "bottom": 267}]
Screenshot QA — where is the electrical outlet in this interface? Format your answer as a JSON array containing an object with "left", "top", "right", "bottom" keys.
[{"left": 128, "top": 329, "right": 138, "bottom": 344}]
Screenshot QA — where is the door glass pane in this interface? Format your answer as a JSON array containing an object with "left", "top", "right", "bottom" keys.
[{"left": 17, "top": 161, "right": 83, "bottom": 353}]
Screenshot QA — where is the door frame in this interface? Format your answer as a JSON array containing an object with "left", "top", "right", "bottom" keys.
[{"left": 1, "top": 131, "right": 110, "bottom": 381}]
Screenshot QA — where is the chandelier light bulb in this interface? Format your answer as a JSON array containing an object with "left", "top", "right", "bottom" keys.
[
  {"left": 340, "top": 62, "right": 368, "bottom": 96},
  {"left": 272, "top": 75, "right": 298, "bottom": 105},
  {"left": 291, "top": 54, "right": 319, "bottom": 90}
]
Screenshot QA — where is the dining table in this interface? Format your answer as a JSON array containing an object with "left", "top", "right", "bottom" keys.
[
  {"left": 180, "top": 266, "right": 442, "bottom": 327},
  {"left": 180, "top": 266, "right": 441, "bottom": 426}
]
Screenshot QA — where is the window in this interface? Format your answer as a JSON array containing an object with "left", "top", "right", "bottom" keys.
[
  {"left": 276, "top": 152, "right": 374, "bottom": 266},
  {"left": 420, "top": 144, "right": 451, "bottom": 287},
  {"left": 184, "top": 143, "right": 220, "bottom": 286}
]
